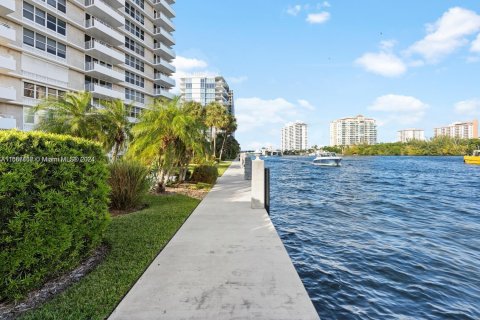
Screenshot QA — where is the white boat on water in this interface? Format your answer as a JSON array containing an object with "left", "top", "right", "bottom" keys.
[{"left": 313, "top": 152, "right": 342, "bottom": 166}]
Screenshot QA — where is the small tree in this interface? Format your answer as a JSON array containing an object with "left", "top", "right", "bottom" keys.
[
  {"left": 218, "top": 115, "right": 237, "bottom": 161},
  {"left": 34, "top": 91, "right": 100, "bottom": 140},
  {"left": 205, "top": 102, "right": 229, "bottom": 159},
  {"left": 128, "top": 98, "right": 206, "bottom": 192},
  {"left": 97, "top": 99, "right": 133, "bottom": 161}
]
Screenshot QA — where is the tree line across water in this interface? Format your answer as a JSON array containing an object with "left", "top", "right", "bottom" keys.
[
  {"left": 322, "top": 137, "right": 480, "bottom": 156},
  {"left": 281, "top": 137, "right": 480, "bottom": 156}
]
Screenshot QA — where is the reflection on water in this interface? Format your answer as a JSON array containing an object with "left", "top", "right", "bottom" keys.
[{"left": 268, "top": 156, "right": 480, "bottom": 320}]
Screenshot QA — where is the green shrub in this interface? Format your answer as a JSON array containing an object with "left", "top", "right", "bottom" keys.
[
  {"left": 108, "top": 160, "right": 150, "bottom": 210},
  {"left": 0, "top": 130, "right": 110, "bottom": 301},
  {"left": 191, "top": 165, "right": 218, "bottom": 184}
]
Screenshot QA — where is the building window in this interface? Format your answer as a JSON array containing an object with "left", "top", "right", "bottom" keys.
[
  {"left": 132, "top": 0, "right": 144, "bottom": 9},
  {"left": 23, "top": 2, "right": 34, "bottom": 20},
  {"left": 125, "top": 36, "right": 144, "bottom": 56},
  {"left": 128, "top": 106, "right": 142, "bottom": 118},
  {"left": 125, "top": 88, "right": 144, "bottom": 103},
  {"left": 23, "top": 82, "right": 35, "bottom": 98},
  {"left": 125, "top": 19, "right": 144, "bottom": 40},
  {"left": 125, "top": 54, "right": 144, "bottom": 72},
  {"left": 23, "top": 2, "right": 67, "bottom": 35},
  {"left": 125, "top": 2, "right": 144, "bottom": 25},
  {"left": 125, "top": 71, "right": 145, "bottom": 88},
  {"left": 23, "top": 28, "right": 35, "bottom": 46},
  {"left": 23, "top": 28, "right": 67, "bottom": 59},
  {"left": 24, "top": 82, "right": 64, "bottom": 99}
]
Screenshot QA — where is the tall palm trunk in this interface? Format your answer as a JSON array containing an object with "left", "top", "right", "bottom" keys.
[
  {"left": 112, "top": 141, "right": 120, "bottom": 162},
  {"left": 219, "top": 132, "right": 228, "bottom": 161}
]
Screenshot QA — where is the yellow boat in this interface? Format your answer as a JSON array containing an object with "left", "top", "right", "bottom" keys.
[{"left": 464, "top": 150, "right": 480, "bottom": 165}]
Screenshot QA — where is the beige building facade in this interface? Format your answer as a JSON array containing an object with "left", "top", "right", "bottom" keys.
[
  {"left": 0, "top": 0, "right": 175, "bottom": 130},
  {"left": 434, "top": 120, "right": 478, "bottom": 139}
]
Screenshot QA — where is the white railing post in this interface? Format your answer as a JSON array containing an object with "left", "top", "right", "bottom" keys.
[{"left": 251, "top": 152, "right": 265, "bottom": 209}]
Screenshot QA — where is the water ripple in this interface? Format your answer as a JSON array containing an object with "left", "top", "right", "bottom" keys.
[{"left": 268, "top": 156, "right": 480, "bottom": 320}]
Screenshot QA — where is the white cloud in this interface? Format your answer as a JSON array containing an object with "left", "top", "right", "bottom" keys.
[
  {"left": 368, "top": 94, "right": 429, "bottom": 125},
  {"left": 173, "top": 56, "right": 208, "bottom": 71},
  {"left": 227, "top": 76, "right": 248, "bottom": 84},
  {"left": 306, "top": 12, "right": 330, "bottom": 24},
  {"left": 454, "top": 98, "right": 480, "bottom": 116},
  {"left": 322, "top": 1, "right": 331, "bottom": 8},
  {"left": 471, "top": 33, "right": 480, "bottom": 52},
  {"left": 407, "top": 7, "right": 480, "bottom": 63},
  {"left": 235, "top": 97, "right": 301, "bottom": 133},
  {"left": 355, "top": 52, "right": 407, "bottom": 77},
  {"left": 298, "top": 99, "right": 315, "bottom": 110},
  {"left": 287, "top": 5, "right": 302, "bottom": 16}
]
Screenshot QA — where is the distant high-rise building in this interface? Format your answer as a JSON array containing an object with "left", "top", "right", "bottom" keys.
[
  {"left": 330, "top": 115, "right": 377, "bottom": 146},
  {"left": 434, "top": 120, "right": 478, "bottom": 139},
  {"left": 179, "top": 75, "right": 234, "bottom": 114},
  {"left": 0, "top": 0, "right": 176, "bottom": 130},
  {"left": 397, "top": 129, "right": 425, "bottom": 142},
  {"left": 281, "top": 121, "right": 308, "bottom": 151}
]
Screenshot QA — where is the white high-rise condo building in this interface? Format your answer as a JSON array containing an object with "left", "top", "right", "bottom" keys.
[
  {"left": 434, "top": 120, "right": 478, "bottom": 139},
  {"left": 0, "top": 0, "right": 176, "bottom": 130},
  {"left": 330, "top": 115, "right": 377, "bottom": 146},
  {"left": 179, "top": 75, "right": 234, "bottom": 115},
  {"left": 281, "top": 121, "right": 308, "bottom": 151},
  {"left": 397, "top": 129, "right": 425, "bottom": 143}
]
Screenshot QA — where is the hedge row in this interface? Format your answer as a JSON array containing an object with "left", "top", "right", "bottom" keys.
[{"left": 0, "top": 130, "right": 110, "bottom": 301}]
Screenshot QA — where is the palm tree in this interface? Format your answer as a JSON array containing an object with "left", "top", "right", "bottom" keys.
[
  {"left": 205, "top": 102, "right": 229, "bottom": 159},
  {"left": 128, "top": 97, "right": 206, "bottom": 193},
  {"left": 34, "top": 91, "right": 100, "bottom": 140},
  {"left": 218, "top": 115, "right": 237, "bottom": 161},
  {"left": 97, "top": 99, "right": 133, "bottom": 161}
]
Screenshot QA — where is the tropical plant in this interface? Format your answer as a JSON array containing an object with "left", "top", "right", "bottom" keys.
[
  {"left": 97, "top": 99, "right": 133, "bottom": 161},
  {"left": 34, "top": 91, "right": 100, "bottom": 141},
  {"left": 128, "top": 97, "right": 207, "bottom": 193},
  {"left": 216, "top": 135, "right": 241, "bottom": 160},
  {"left": 205, "top": 102, "right": 229, "bottom": 159},
  {"left": 191, "top": 164, "right": 218, "bottom": 184},
  {"left": 108, "top": 160, "right": 150, "bottom": 210},
  {"left": 218, "top": 115, "right": 237, "bottom": 161}
]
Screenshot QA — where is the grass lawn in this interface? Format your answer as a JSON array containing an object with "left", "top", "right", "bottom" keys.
[
  {"left": 217, "top": 161, "right": 232, "bottom": 177},
  {"left": 20, "top": 194, "right": 199, "bottom": 320}
]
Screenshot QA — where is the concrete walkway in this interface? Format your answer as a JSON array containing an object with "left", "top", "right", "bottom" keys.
[{"left": 109, "top": 162, "right": 319, "bottom": 320}]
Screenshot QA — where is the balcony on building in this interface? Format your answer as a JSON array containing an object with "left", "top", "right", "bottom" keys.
[
  {"left": 0, "top": 23, "right": 16, "bottom": 43},
  {"left": 85, "top": 83, "right": 124, "bottom": 100},
  {"left": 153, "top": 12, "right": 175, "bottom": 32},
  {"left": 85, "top": 62, "right": 123, "bottom": 83},
  {"left": 154, "top": 72, "right": 175, "bottom": 87},
  {"left": 85, "top": 40, "right": 123, "bottom": 64},
  {"left": 154, "top": 88, "right": 174, "bottom": 100},
  {"left": 153, "top": 42, "right": 175, "bottom": 60},
  {"left": 0, "top": 0, "right": 15, "bottom": 16},
  {"left": 0, "top": 114, "right": 16, "bottom": 130},
  {"left": 101, "top": 0, "right": 123, "bottom": 9},
  {"left": 0, "top": 54, "right": 15, "bottom": 74},
  {"left": 153, "top": 57, "right": 175, "bottom": 74},
  {"left": 84, "top": 0, "right": 124, "bottom": 27},
  {"left": 153, "top": 27, "right": 175, "bottom": 46},
  {"left": 152, "top": 0, "right": 175, "bottom": 18},
  {"left": 85, "top": 18, "right": 123, "bottom": 46},
  {"left": 0, "top": 86, "right": 16, "bottom": 101}
]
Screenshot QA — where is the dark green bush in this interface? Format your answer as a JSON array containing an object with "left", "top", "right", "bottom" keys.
[
  {"left": 108, "top": 160, "right": 149, "bottom": 210},
  {"left": 191, "top": 165, "right": 218, "bottom": 184},
  {"left": 0, "top": 130, "right": 110, "bottom": 301}
]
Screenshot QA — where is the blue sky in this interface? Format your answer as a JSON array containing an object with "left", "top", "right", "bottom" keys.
[{"left": 172, "top": 1, "right": 480, "bottom": 149}]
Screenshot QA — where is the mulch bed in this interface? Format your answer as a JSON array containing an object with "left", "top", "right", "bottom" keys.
[
  {"left": 0, "top": 244, "right": 109, "bottom": 320},
  {"left": 165, "top": 183, "right": 210, "bottom": 200}
]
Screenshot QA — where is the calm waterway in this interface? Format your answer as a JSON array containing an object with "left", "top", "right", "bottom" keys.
[{"left": 267, "top": 156, "right": 480, "bottom": 320}]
